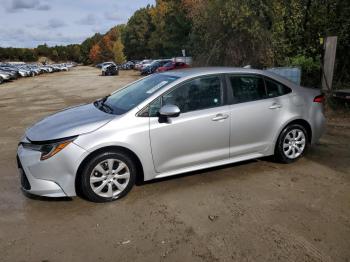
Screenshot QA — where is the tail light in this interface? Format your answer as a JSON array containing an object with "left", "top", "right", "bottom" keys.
[{"left": 313, "top": 94, "right": 325, "bottom": 103}]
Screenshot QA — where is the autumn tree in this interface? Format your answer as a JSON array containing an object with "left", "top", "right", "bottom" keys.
[
  {"left": 89, "top": 44, "right": 101, "bottom": 64},
  {"left": 113, "top": 40, "right": 126, "bottom": 64},
  {"left": 80, "top": 33, "right": 103, "bottom": 64}
]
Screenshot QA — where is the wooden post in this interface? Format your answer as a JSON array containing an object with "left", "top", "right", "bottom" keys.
[{"left": 321, "top": 36, "right": 337, "bottom": 92}]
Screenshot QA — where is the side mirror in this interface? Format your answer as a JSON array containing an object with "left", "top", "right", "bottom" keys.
[{"left": 158, "top": 104, "right": 180, "bottom": 123}]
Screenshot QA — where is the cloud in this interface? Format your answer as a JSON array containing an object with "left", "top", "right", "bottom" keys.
[
  {"left": 104, "top": 11, "right": 123, "bottom": 21},
  {"left": 46, "top": 18, "right": 66, "bottom": 29},
  {"left": 76, "top": 14, "right": 97, "bottom": 25},
  {"left": 0, "top": 27, "right": 88, "bottom": 47},
  {"left": 36, "top": 3, "right": 50, "bottom": 11},
  {"left": 6, "top": 0, "right": 51, "bottom": 12}
]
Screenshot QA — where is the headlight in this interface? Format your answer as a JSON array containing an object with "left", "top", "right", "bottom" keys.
[{"left": 21, "top": 136, "right": 77, "bottom": 161}]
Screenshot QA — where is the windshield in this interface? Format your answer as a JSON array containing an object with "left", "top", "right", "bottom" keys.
[{"left": 96, "top": 74, "right": 179, "bottom": 115}]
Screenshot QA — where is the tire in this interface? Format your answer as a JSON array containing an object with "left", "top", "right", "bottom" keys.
[
  {"left": 274, "top": 124, "right": 309, "bottom": 163},
  {"left": 0, "top": 77, "right": 3, "bottom": 84},
  {"left": 80, "top": 151, "right": 136, "bottom": 202}
]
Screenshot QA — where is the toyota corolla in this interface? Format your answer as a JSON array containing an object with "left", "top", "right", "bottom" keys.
[{"left": 17, "top": 68, "right": 325, "bottom": 202}]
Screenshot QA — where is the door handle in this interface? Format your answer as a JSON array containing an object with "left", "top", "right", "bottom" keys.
[
  {"left": 212, "top": 114, "right": 229, "bottom": 121},
  {"left": 269, "top": 103, "right": 282, "bottom": 109}
]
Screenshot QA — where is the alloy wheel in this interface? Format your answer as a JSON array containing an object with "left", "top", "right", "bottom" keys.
[
  {"left": 283, "top": 129, "right": 306, "bottom": 159},
  {"left": 90, "top": 158, "right": 130, "bottom": 198}
]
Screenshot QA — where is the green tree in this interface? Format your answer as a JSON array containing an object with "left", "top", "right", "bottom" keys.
[
  {"left": 52, "top": 49, "right": 59, "bottom": 61},
  {"left": 148, "top": 0, "right": 191, "bottom": 58},
  {"left": 122, "top": 6, "right": 153, "bottom": 59},
  {"left": 36, "top": 43, "right": 51, "bottom": 57}
]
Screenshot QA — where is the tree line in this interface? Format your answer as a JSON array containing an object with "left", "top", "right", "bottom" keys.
[{"left": 0, "top": 0, "right": 349, "bottom": 88}]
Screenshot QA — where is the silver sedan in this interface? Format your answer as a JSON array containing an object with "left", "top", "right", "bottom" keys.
[{"left": 17, "top": 68, "right": 326, "bottom": 202}]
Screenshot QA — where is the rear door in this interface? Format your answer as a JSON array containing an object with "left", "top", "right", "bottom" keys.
[
  {"left": 148, "top": 75, "right": 231, "bottom": 173},
  {"left": 226, "top": 74, "right": 291, "bottom": 157}
]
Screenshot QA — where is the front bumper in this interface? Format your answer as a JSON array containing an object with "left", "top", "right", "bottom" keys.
[
  {"left": 17, "top": 155, "right": 66, "bottom": 197},
  {"left": 17, "top": 141, "right": 87, "bottom": 197}
]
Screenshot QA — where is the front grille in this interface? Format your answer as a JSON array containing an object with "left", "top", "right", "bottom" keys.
[{"left": 17, "top": 156, "right": 31, "bottom": 190}]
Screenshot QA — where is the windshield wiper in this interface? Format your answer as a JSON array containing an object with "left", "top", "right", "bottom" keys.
[
  {"left": 101, "top": 95, "right": 110, "bottom": 104},
  {"left": 100, "top": 103, "right": 114, "bottom": 114},
  {"left": 94, "top": 95, "right": 113, "bottom": 114}
]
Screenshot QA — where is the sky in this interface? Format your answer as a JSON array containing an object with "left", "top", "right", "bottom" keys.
[{"left": 0, "top": 0, "right": 155, "bottom": 48}]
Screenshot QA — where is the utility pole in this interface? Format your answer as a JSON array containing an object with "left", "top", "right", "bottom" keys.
[{"left": 321, "top": 36, "right": 337, "bottom": 92}]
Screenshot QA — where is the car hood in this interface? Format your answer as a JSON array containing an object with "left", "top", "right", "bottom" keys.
[{"left": 26, "top": 103, "right": 115, "bottom": 142}]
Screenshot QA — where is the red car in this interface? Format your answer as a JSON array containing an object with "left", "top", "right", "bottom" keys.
[{"left": 156, "top": 61, "right": 189, "bottom": 72}]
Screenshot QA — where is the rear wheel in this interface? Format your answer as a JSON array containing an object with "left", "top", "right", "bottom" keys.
[
  {"left": 80, "top": 151, "right": 136, "bottom": 202},
  {"left": 0, "top": 77, "right": 3, "bottom": 84},
  {"left": 275, "top": 124, "right": 308, "bottom": 163}
]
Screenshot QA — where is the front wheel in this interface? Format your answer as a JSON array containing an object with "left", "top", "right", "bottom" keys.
[
  {"left": 80, "top": 151, "right": 136, "bottom": 202},
  {"left": 275, "top": 124, "right": 309, "bottom": 163}
]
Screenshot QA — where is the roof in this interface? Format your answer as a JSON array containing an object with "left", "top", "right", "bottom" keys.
[{"left": 164, "top": 67, "right": 299, "bottom": 88}]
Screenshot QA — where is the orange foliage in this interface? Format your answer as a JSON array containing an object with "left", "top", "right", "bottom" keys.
[{"left": 89, "top": 44, "right": 101, "bottom": 63}]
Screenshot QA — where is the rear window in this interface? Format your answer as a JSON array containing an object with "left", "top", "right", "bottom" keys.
[{"left": 264, "top": 78, "right": 292, "bottom": 98}]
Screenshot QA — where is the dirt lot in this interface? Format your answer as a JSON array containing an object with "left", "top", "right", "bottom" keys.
[{"left": 0, "top": 66, "right": 349, "bottom": 262}]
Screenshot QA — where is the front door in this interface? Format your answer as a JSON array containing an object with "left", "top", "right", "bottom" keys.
[{"left": 149, "top": 75, "right": 230, "bottom": 173}]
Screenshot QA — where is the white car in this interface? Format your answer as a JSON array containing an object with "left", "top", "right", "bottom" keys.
[{"left": 0, "top": 71, "right": 11, "bottom": 83}]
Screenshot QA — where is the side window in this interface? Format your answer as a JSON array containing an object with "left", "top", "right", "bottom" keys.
[
  {"left": 229, "top": 75, "right": 266, "bottom": 103},
  {"left": 264, "top": 78, "right": 292, "bottom": 98},
  {"left": 162, "top": 76, "right": 223, "bottom": 113}
]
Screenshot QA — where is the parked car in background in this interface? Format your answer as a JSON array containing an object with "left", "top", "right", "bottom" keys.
[
  {"left": 0, "top": 66, "right": 19, "bottom": 79},
  {"left": 102, "top": 64, "right": 119, "bottom": 76},
  {"left": 96, "top": 62, "right": 116, "bottom": 69},
  {"left": 141, "top": 59, "right": 172, "bottom": 75},
  {"left": 119, "top": 61, "right": 135, "bottom": 70},
  {"left": 0, "top": 62, "right": 76, "bottom": 85},
  {"left": 40, "top": 66, "right": 51, "bottom": 73},
  {"left": 157, "top": 61, "right": 189, "bottom": 72},
  {"left": 135, "top": 59, "right": 153, "bottom": 71},
  {"left": 0, "top": 71, "right": 11, "bottom": 84},
  {"left": 17, "top": 67, "right": 326, "bottom": 202}
]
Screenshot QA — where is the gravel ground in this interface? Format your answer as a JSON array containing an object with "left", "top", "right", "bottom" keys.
[{"left": 0, "top": 66, "right": 349, "bottom": 262}]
